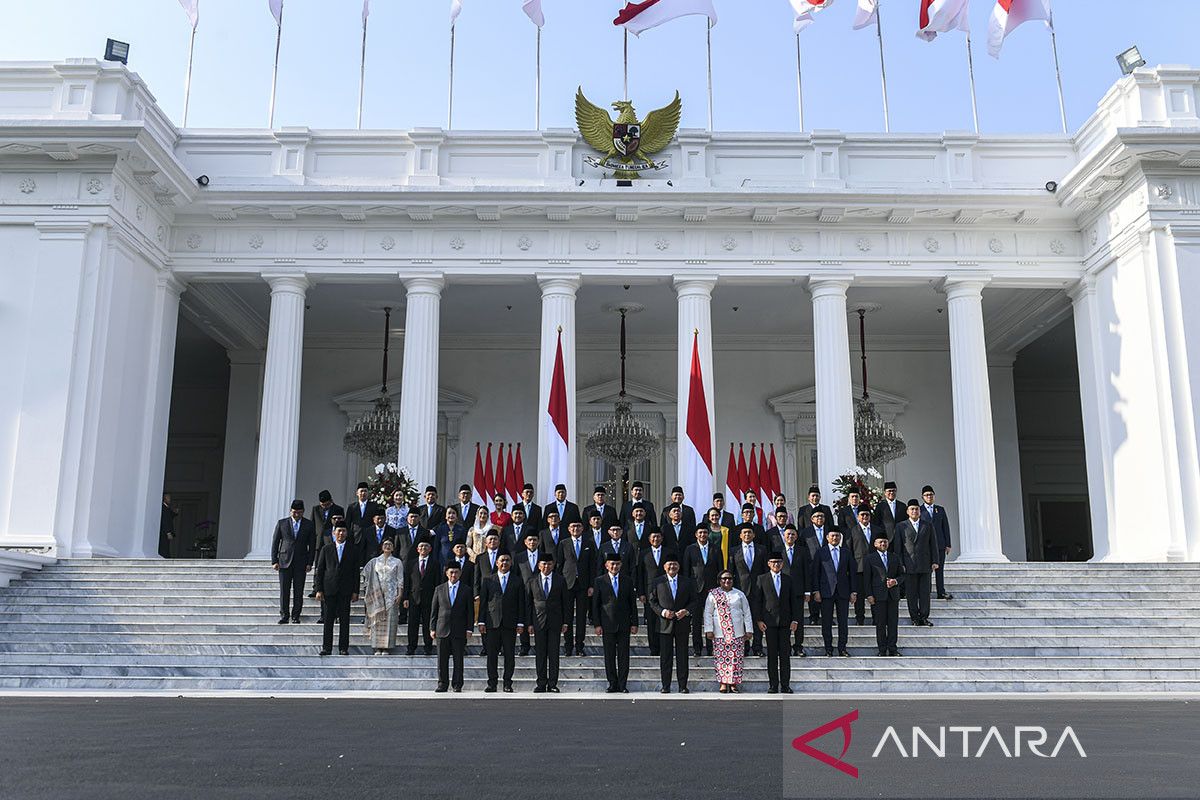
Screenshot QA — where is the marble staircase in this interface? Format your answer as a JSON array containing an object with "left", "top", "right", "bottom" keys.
[{"left": 1, "top": 559, "right": 1198, "bottom": 694}]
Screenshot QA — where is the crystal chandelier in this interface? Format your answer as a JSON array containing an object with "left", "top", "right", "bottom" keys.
[
  {"left": 853, "top": 308, "right": 907, "bottom": 465},
  {"left": 585, "top": 308, "right": 662, "bottom": 476},
  {"left": 343, "top": 307, "right": 401, "bottom": 464}
]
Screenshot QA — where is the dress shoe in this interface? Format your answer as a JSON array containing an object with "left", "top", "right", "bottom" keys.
[
  {"left": 576, "top": 649, "right": 586, "bottom": 657},
  {"left": 855, "top": 618, "right": 865, "bottom": 626},
  {"left": 825, "top": 648, "right": 834, "bottom": 657},
  {"left": 621, "top": 688, "right": 629, "bottom": 693},
  {"left": 318, "top": 650, "right": 331, "bottom": 656},
  {"left": 424, "top": 647, "right": 434, "bottom": 656},
  {"left": 938, "top": 593, "right": 953, "bottom": 601},
  {"left": 767, "top": 687, "right": 779, "bottom": 694},
  {"left": 796, "top": 646, "right": 806, "bottom": 658},
  {"left": 339, "top": 649, "right": 349, "bottom": 656},
  {"left": 693, "top": 649, "right": 702, "bottom": 658},
  {"left": 606, "top": 686, "right": 618, "bottom": 694},
  {"left": 679, "top": 686, "right": 690, "bottom": 694},
  {"left": 484, "top": 685, "right": 497, "bottom": 693},
  {"left": 317, "top": 617, "right": 325, "bottom": 625},
  {"left": 291, "top": 617, "right": 301, "bottom": 624},
  {"left": 548, "top": 686, "right": 560, "bottom": 693},
  {"left": 752, "top": 648, "right": 764, "bottom": 657},
  {"left": 533, "top": 686, "right": 547, "bottom": 694},
  {"left": 878, "top": 648, "right": 887, "bottom": 657},
  {"left": 452, "top": 687, "right": 462, "bottom": 693},
  {"left": 519, "top": 647, "right": 530, "bottom": 657},
  {"left": 838, "top": 649, "right": 850, "bottom": 657},
  {"left": 891, "top": 648, "right": 903, "bottom": 657},
  {"left": 307, "top": 591, "right": 317, "bottom": 598},
  {"left": 564, "top": 646, "right": 573, "bottom": 656},
  {"left": 781, "top": 686, "right": 794, "bottom": 694},
  {"left": 660, "top": 687, "right": 671, "bottom": 694},
  {"left": 405, "top": 648, "right": 416, "bottom": 655},
  {"left": 435, "top": 686, "right": 448, "bottom": 693},
  {"left": 503, "top": 684, "right": 514, "bottom": 693},
  {"left": 808, "top": 616, "right": 819, "bottom": 625},
  {"left": 277, "top": 616, "right": 289, "bottom": 625},
  {"left": 922, "top": 619, "right": 934, "bottom": 627}
]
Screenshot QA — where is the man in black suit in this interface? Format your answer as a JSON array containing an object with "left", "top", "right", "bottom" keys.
[
  {"left": 920, "top": 485, "right": 954, "bottom": 600},
  {"left": 797, "top": 485, "right": 834, "bottom": 531},
  {"left": 765, "top": 507, "right": 792, "bottom": 552},
  {"left": 430, "top": 561, "right": 475, "bottom": 692},
  {"left": 751, "top": 553, "right": 801, "bottom": 693},
  {"left": 557, "top": 521, "right": 594, "bottom": 656},
  {"left": 477, "top": 553, "right": 524, "bottom": 692},
  {"left": 777, "top": 525, "right": 812, "bottom": 657},
  {"left": 345, "top": 482, "right": 384, "bottom": 552},
  {"left": 865, "top": 532, "right": 905, "bottom": 656},
  {"left": 516, "top": 483, "right": 542, "bottom": 534},
  {"left": 899, "top": 499, "right": 940, "bottom": 626},
  {"left": 526, "top": 553, "right": 567, "bottom": 692},
  {"left": 444, "top": 541, "right": 474, "bottom": 589},
  {"left": 474, "top": 532, "right": 505, "bottom": 595},
  {"left": 638, "top": 530, "right": 671, "bottom": 656},
  {"left": 659, "top": 487, "right": 697, "bottom": 545},
  {"left": 599, "top": 523, "right": 637, "bottom": 580},
  {"left": 585, "top": 509, "right": 607, "bottom": 554},
  {"left": 362, "top": 509, "right": 397, "bottom": 563},
  {"left": 846, "top": 506, "right": 877, "bottom": 626},
  {"left": 738, "top": 503, "right": 766, "bottom": 547},
  {"left": 730, "top": 523, "right": 767, "bottom": 656},
  {"left": 624, "top": 503, "right": 656, "bottom": 551},
  {"left": 311, "top": 490, "right": 344, "bottom": 552},
  {"left": 501, "top": 505, "right": 532, "bottom": 556},
  {"left": 313, "top": 523, "right": 360, "bottom": 656},
  {"left": 453, "top": 484, "right": 481, "bottom": 533},
  {"left": 873, "top": 482, "right": 904, "bottom": 550},
  {"left": 647, "top": 555, "right": 696, "bottom": 693},
  {"left": 811, "top": 529, "right": 858, "bottom": 657},
  {"left": 514, "top": 531, "right": 543, "bottom": 656},
  {"left": 271, "top": 500, "right": 316, "bottom": 624},
  {"left": 417, "top": 485, "right": 446, "bottom": 530},
  {"left": 582, "top": 486, "right": 620, "bottom": 534},
  {"left": 683, "top": 527, "right": 723, "bottom": 656},
  {"left": 548, "top": 484, "right": 581, "bottom": 527},
  {"left": 837, "top": 488, "right": 868, "bottom": 533},
  {"left": 659, "top": 504, "right": 689, "bottom": 551},
  {"left": 802, "top": 508, "right": 833, "bottom": 625},
  {"left": 538, "top": 509, "right": 564, "bottom": 555},
  {"left": 711, "top": 492, "right": 737, "bottom": 529},
  {"left": 619, "top": 481, "right": 658, "bottom": 528},
  {"left": 394, "top": 508, "right": 428, "bottom": 564},
  {"left": 592, "top": 554, "right": 639, "bottom": 693},
  {"left": 402, "top": 540, "right": 438, "bottom": 655}
]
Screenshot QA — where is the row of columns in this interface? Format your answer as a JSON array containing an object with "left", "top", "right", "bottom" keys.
[{"left": 243, "top": 272, "right": 1010, "bottom": 562}]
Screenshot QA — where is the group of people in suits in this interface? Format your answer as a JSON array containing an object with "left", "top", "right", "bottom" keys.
[{"left": 266, "top": 477, "right": 954, "bottom": 692}]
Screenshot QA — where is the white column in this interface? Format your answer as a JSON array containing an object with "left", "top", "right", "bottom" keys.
[
  {"left": 134, "top": 273, "right": 187, "bottom": 557},
  {"left": 808, "top": 278, "right": 856, "bottom": 497},
  {"left": 674, "top": 277, "right": 717, "bottom": 504},
  {"left": 941, "top": 276, "right": 1008, "bottom": 562},
  {"left": 217, "top": 349, "right": 265, "bottom": 559},
  {"left": 1069, "top": 278, "right": 1116, "bottom": 560},
  {"left": 397, "top": 275, "right": 444, "bottom": 488},
  {"left": 536, "top": 275, "right": 579, "bottom": 502},
  {"left": 247, "top": 273, "right": 309, "bottom": 559},
  {"left": 987, "top": 353, "right": 1026, "bottom": 560}
]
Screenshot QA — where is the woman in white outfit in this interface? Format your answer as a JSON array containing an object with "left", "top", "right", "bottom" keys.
[{"left": 703, "top": 571, "right": 753, "bottom": 693}]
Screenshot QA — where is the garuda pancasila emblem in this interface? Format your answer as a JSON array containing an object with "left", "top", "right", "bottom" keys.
[{"left": 575, "top": 87, "right": 682, "bottom": 180}]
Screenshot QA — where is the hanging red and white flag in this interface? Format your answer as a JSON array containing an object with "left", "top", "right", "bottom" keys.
[
  {"left": 472, "top": 443, "right": 487, "bottom": 508},
  {"left": 736, "top": 444, "right": 750, "bottom": 508},
  {"left": 917, "top": 0, "right": 970, "bottom": 41},
  {"left": 852, "top": 0, "right": 877, "bottom": 29},
  {"left": 268, "top": 0, "right": 283, "bottom": 24},
  {"left": 177, "top": 0, "right": 199, "bottom": 28},
  {"left": 748, "top": 444, "right": 761, "bottom": 523},
  {"left": 768, "top": 445, "right": 782, "bottom": 508},
  {"left": 724, "top": 443, "right": 740, "bottom": 512},
  {"left": 988, "top": 0, "right": 1050, "bottom": 58},
  {"left": 545, "top": 331, "right": 571, "bottom": 505},
  {"left": 506, "top": 443, "right": 519, "bottom": 503},
  {"left": 514, "top": 443, "right": 527, "bottom": 498},
  {"left": 523, "top": 0, "right": 544, "bottom": 26},
  {"left": 494, "top": 444, "right": 507, "bottom": 507},
  {"left": 790, "top": 0, "right": 835, "bottom": 34},
  {"left": 614, "top": 0, "right": 717, "bottom": 36},
  {"left": 483, "top": 443, "right": 495, "bottom": 512},
  {"left": 681, "top": 331, "right": 714, "bottom": 505},
  {"left": 758, "top": 444, "right": 772, "bottom": 512}
]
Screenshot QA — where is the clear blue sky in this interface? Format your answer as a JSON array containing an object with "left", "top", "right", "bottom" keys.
[{"left": 2, "top": 0, "right": 1197, "bottom": 134}]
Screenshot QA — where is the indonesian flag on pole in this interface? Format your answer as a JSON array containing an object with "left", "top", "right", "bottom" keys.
[
  {"left": 495, "top": 444, "right": 507, "bottom": 508},
  {"left": 523, "top": 0, "right": 545, "bottom": 27},
  {"left": 472, "top": 443, "right": 487, "bottom": 508},
  {"left": 768, "top": 445, "right": 782, "bottom": 508},
  {"left": 790, "top": 0, "right": 835, "bottom": 34},
  {"left": 545, "top": 330, "right": 570, "bottom": 505},
  {"left": 451, "top": 0, "right": 463, "bottom": 24},
  {"left": 506, "top": 444, "right": 519, "bottom": 503},
  {"left": 724, "top": 443, "right": 739, "bottom": 510},
  {"left": 758, "top": 444, "right": 772, "bottom": 513},
  {"left": 917, "top": 0, "right": 970, "bottom": 41},
  {"left": 988, "top": 0, "right": 1051, "bottom": 58},
  {"left": 852, "top": 0, "right": 877, "bottom": 30},
  {"left": 736, "top": 444, "right": 750, "bottom": 507},
  {"left": 748, "top": 444, "right": 761, "bottom": 522},
  {"left": 178, "top": 0, "right": 199, "bottom": 29},
  {"left": 614, "top": 0, "right": 717, "bottom": 36},
  {"left": 514, "top": 443, "right": 527, "bottom": 497},
  {"left": 682, "top": 331, "right": 714, "bottom": 505},
  {"left": 483, "top": 443, "right": 495, "bottom": 512},
  {"left": 268, "top": 0, "right": 283, "bottom": 25}
]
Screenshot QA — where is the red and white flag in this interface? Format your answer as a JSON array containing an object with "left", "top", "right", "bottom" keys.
[
  {"left": 495, "top": 444, "right": 507, "bottom": 508},
  {"left": 768, "top": 445, "right": 782, "bottom": 508},
  {"left": 545, "top": 331, "right": 570, "bottom": 505},
  {"left": 724, "top": 444, "right": 740, "bottom": 512},
  {"left": 988, "top": 0, "right": 1050, "bottom": 58},
  {"left": 177, "top": 0, "right": 199, "bottom": 28},
  {"left": 514, "top": 443, "right": 527, "bottom": 498},
  {"left": 748, "top": 444, "right": 761, "bottom": 523},
  {"left": 483, "top": 443, "right": 495, "bottom": 512},
  {"left": 523, "top": 0, "right": 544, "bottom": 26},
  {"left": 506, "top": 443, "right": 519, "bottom": 503},
  {"left": 268, "top": 0, "right": 283, "bottom": 24},
  {"left": 614, "top": 0, "right": 717, "bottom": 36},
  {"left": 736, "top": 444, "right": 750, "bottom": 508},
  {"left": 472, "top": 443, "right": 487, "bottom": 508},
  {"left": 917, "top": 0, "right": 969, "bottom": 41},
  {"left": 758, "top": 444, "right": 772, "bottom": 512},
  {"left": 681, "top": 332, "right": 714, "bottom": 505},
  {"left": 790, "top": 0, "right": 835, "bottom": 34},
  {"left": 852, "top": 0, "right": 877, "bottom": 30}
]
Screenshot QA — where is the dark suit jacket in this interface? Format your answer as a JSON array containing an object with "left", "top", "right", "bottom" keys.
[
  {"left": 899, "top": 519, "right": 940, "bottom": 573},
  {"left": 361, "top": 524, "right": 399, "bottom": 562},
  {"left": 864, "top": 548, "right": 905, "bottom": 601},
  {"left": 846, "top": 523, "right": 878, "bottom": 573},
  {"left": 798, "top": 503, "right": 835, "bottom": 531},
  {"left": 346, "top": 500, "right": 385, "bottom": 541},
  {"left": 547, "top": 500, "right": 581, "bottom": 527},
  {"left": 620, "top": 499, "right": 658, "bottom": 528},
  {"left": 873, "top": 499, "right": 905, "bottom": 548},
  {"left": 473, "top": 548, "right": 505, "bottom": 596},
  {"left": 751, "top": 571, "right": 802, "bottom": 627},
  {"left": 582, "top": 503, "right": 620, "bottom": 533},
  {"left": 598, "top": 539, "right": 637, "bottom": 579},
  {"left": 812, "top": 544, "right": 858, "bottom": 599},
  {"left": 777, "top": 543, "right": 812, "bottom": 596},
  {"left": 765, "top": 526, "right": 788, "bottom": 553},
  {"left": 837, "top": 505, "right": 869, "bottom": 533},
  {"left": 514, "top": 548, "right": 544, "bottom": 585},
  {"left": 659, "top": 505, "right": 697, "bottom": 542},
  {"left": 556, "top": 536, "right": 594, "bottom": 592},
  {"left": 539, "top": 527, "right": 566, "bottom": 556},
  {"left": 453, "top": 502, "right": 483, "bottom": 530},
  {"left": 798, "top": 528, "right": 822, "bottom": 562},
  {"left": 478, "top": 571, "right": 525, "bottom": 630},
  {"left": 313, "top": 542, "right": 361, "bottom": 597},
  {"left": 715, "top": 509, "right": 737, "bottom": 529},
  {"left": 430, "top": 580, "right": 475, "bottom": 638},
  {"left": 657, "top": 522, "right": 691, "bottom": 552},
  {"left": 646, "top": 574, "right": 697, "bottom": 634},
  {"left": 402, "top": 553, "right": 440, "bottom": 608},
  {"left": 683, "top": 542, "right": 722, "bottom": 596},
  {"left": 501, "top": 522, "right": 536, "bottom": 556},
  {"left": 591, "top": 572, "right": 638, "bottom": 631},
  {"left": 432, "top": 522, "right": 467, "bottom": 563},
  {"left": 441, "top": 556, "right": 474, "bottom": 588},
  {"left": 624, "top": 520, "right": 657, "bottom": 552},
  {"left": 393, "top": 525, "right": 430, "bottom": 563},
  {"left": 525, "top": 571, "right": 566, "bottom": 631},
  {"left": 921, "top": 504, "right": 953, "bottom": 550},
  {"left": 730, "top": 541, "right": 767, "bottom": 595},
  {"left": 638, "top": 547, "right": 674, "bottom": 598},
  {"left": 417, "top": 502, "right": 446, "bottom": 530},
  {"left": 271, "top": 517, "right": 316, "bottom": 570},
  {"left": 311, "top": 503, "right": 344, "bottom": 545},
  {"left": 515, "top": 501, "right": 542, "bottom": 534}
]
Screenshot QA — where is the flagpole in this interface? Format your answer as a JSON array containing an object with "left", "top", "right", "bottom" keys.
[
  {"left": 874, "top": 1, "right": 891, "bottom": 132},
  {"left": 447, "top": 23, "right": 456, "bottom": 129},
  {"left": 357, "top": 15, "right": 368, "bottom": 129},
  {"left": 268, "top": 2, "right": 284, "bottom": 128},
  {"left": 181, "top": 23, "right": 195, "bottom": 128},
  {"left": 706, "top": 19, "right": 714, "bottom": 131},
  {"left": 1048, "top": 10, "right": 1068, "bottom": 134},
  {"left": 965, "top": 31, "right": 980, "bottom": 133},
  {"left": 535, "top": 27, "right": 542, "bottom": 130},
  {"left": 623, "top": 29, "right": 629, "bottom": 100},
  {"left": 794, "top": 33, "right": 804, "bottom": 132}
]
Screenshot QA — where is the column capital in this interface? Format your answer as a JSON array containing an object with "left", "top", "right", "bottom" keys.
[
  {"left": 806, "top": 276, "right": 853, "bottom": 299},
  {"left": 261, "top": 271, "right": 310, "bottom": 294},
  {"left": 1067, "top": 275, "right": 1097, "bottom": 303},
  {"left": 672, "top": 275, "right": 718, "bottom": 298},
  {"left": 987, "top": 352, "right": 1017, "bottom": 369},
  {"left": 936, "top": 274, "right": 993, "bottom": 300},
  {"left": 34, "top": 219, "right": 93, "bottom": 240},
  {"left": 402, "top": 273, "right": 446, "bottom": 295},
  {"left": 155, "top": 271, "right": 188, "bottom": 298},
  {"left": 536, "top": 274, "right": 582, "bottom": 296}
]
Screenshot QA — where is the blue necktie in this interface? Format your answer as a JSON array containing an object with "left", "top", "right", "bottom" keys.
[
  {"left": 832, "top": 547, "right": 840, "bottom": 570},
  {"left": 501, "top": 574, "right": 507, "bottom": 593},
  {"left": 670, "top": 578, "right": 676, "bottom": 599},
  {"left": 612, "top": 576, "right": 618, "bottom": 595},
  {"left": 450, "top": 584, "right": 457, "bottom": 606},
  {"left": 574, "top": 539, "right": 580, "bottom": 559}
]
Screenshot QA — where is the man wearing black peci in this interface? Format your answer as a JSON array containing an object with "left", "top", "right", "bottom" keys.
[
  {"left": 865, "top": 531, "right": 905, "bottom": 656},
  {"left": 271, "top": 499, "right": 315, "bottom": 624},
  {"left": 402, "top": 540, "right": 438, "bottom": 655},
  {"left": 730, "top": 523, "right": 766, "bottom": 656},
  {"left": 514, "top": 531, "right": 543, "bottom": 656},
  {"left": 899, "top": 498, "right": 940, "bottom": 626},
  {"left": 777, "top": 525, "right": 812, "bottom": 657},
  {"left": 582, "top": 485, "right": 620, "bottom": 534},
  {"left": 683, "top": 526, "right": 723, "bottom": 656},
  {"left": 812, "top": 529, "right": 858, "bottom": 657},
  {"left": 430, "top": 560, "right": 474, "bottom": 692},
  {"left": 647, "top": 554, "right": 695, "bottom": 693},
  {"left": 751, "top": 552, "right": 801, "bottom": 693},
  {"left": 638, "top": 530, "right": 671, "bottom": 657},
  {"left": 592, "top": 553, "right": 639, "bottom": 693},
  {"left": 345, "top": 482, "right": 384, "bottom": 554},
  {"left": 619, "top": 481, "right": 657, "bottom": 528},
  {"left": 313, "top": 522, "right": 360, "bottom": 656},
  {"left": 557, "top": 520, "right": 594, "bottom": 656},
  {"left": 526, "top": 553, "right": 567, "bottom": 692},
  {"left": 477, "top": 553, "right": 525, "bottom": 692},
  {"left": 920, "top": 485, "right": 954, "bottom": 600}
]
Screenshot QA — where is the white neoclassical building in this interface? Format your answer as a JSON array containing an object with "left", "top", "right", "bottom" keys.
[{"left": 2, "top": 59, "right": 1199, "bottom": 566}]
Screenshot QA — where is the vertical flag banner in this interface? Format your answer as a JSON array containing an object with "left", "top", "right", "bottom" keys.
[
  {"left": 768, "top": 445, "right": 782, "bottom": 507},
  {"left": 472, "top": 444, "right": 487, "bottom": 508},
  {"left": 451, "top": 0, "right": 463, "bottom": 23},
  {"left": 514, "top": 444, "right": 527, "bottom": 497},
  {"left": 506, "top": 443, "right": 519, "bottom": 504},
  {"left": 736, "top": 444, "right": 750, "bottom": 508},
  {"left": 748, "top": 443, "right": 761, "bottom": 522},
  {"left": 495, "top": 444, "right": 507, "bottom": 507},
  {"left": 917, "top": 0, "right": 970, "bottom": 41},
  {"left": 988, "top": 0, "right": 1050, "bottom": 57},
  {"left": 725, "top": 443, "right": 740, "bottom": 511},
  {"left": 758, "top": 444, "right": 771, "bottom": 511},
  {"left": 545, "top": 330, "right": 570, "bottom": 505},
  {"left": 614, "top": 0, "right": 717, "bottom": 35},
  {"left": 682, "top": 331, "right": 714, "bottom": 507},
  {"left": 268, "top": 0, "right": 283, "bottom": 24},
  {"left": 522, "top": 0, "right": 544, "bottom": 26},
  {"left": 483, "top": 443, "right": 495, "bottom": 512},
  {"left": 178, "top": 0, "right": 199, "bottom": 28},
  {"left": 448, "top": 0, "right": 462, "bottom": 128},
  {"left": 852, "top": 0, "right": 877, "bottom": 29}
]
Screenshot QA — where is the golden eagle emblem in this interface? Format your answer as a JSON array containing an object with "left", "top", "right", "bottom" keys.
[{"left": 575, "top": 87, "right": 682, "bottom": 180}]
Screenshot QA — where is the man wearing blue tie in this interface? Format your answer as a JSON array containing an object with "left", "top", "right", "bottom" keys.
[
  {"left": 812, "top": 530, "right": 858, "bottom": 657},
  {"left": 865, "top": 532, "right": 905, "bottom": 657},
  {"left": 313, "top": 523, "right": 360, "bottom": 656},
  {"left": 647, "top": 555, "right": 696, "bottom": 693},
  {"left": 430, "top": 561, "right": 475, "bottom": 692},
  {"left": 551, "top": 483, "right": 581, "bottom": 527},
  {"left": 592, "top": 554, "right": 638, "bottom": 693}
]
